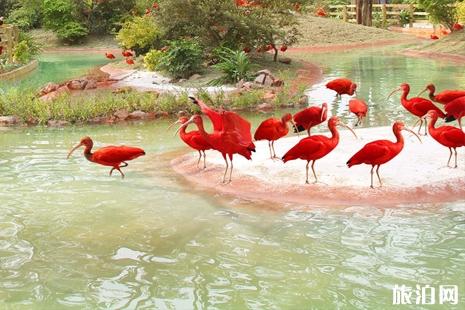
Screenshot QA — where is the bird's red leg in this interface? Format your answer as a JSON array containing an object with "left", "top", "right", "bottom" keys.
[
  {"left": 228, "top": 154, "right": 234, "bottom": 183},
  {"left": 307, "top": 128, "right": 311, "bottom": 136},
  {"left": 447, "top": 148, "right": 453, "bottom": 167},
  {"left": 311, "top": 160, "right": 318, "bottom": 183},
  {"left": 268, "top": 141, "right": 273, "bottom": 159},
  {"left": 305, "top": 161, "right": 310, "bottom": 184},
  {"left": 271, "top": 141, "right": 277, "bottom": 159},
  {"left": 222, "top": 154, "right": 229, "bottom": 183},
  {"left": 370, "top": 165, "right": 374, "bottom": 189},
  {"left": 459, "top": 118, "right": 463, "bottom": 131},
  {"left": 453, "top": 148, "right": 458, "bottom": 168},
  {"left": 375, "top": 165, "right": 382, "bottom": 187},
  {"left": 424, "top": 119, "right": 428, "bottom": 136},
  {"left": 417, "top": 118, "right": 423, "bottom": 135},
  {"left": 121, "top": 162, "right": 128, "bottom": 168},
  {"left": 197, "top": 150, "right": 202, "bottom": 168},
  {"left": 202, "top": 150, "right": 207, "bottom": 169},
  {"left": 109, "top": 168, "right": 115, "bottom": 176}
]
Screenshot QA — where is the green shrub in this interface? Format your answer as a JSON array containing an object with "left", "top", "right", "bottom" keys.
[
  {"left": 158, "top": 40, "right": 203, "bottom": 79},
  {"left": 6, "top": 6, "right": 38, "bottom": 30},
  {"left": 418, "top": 0, "right": 457, "bottom": 30},
  {"left": 144, "top": 49, "right": 164, "bottom": 71},
  {"left": 116, "top": 16, "right": 161, "bottom": 55},
  {"left": 211, "top": 47, "right": 253, "bottom": 85},
  {"left": 13, "top": 41, "right": 31, "bottom": 64},
  {"left": 55, "top": 21, "right": 89, "bottom": 43},
  {"left": 457, "top": 2, "right": 465, "bottom": 23},
  {"left": 399, "top": 9, "right": 411, "bottom": 27}
]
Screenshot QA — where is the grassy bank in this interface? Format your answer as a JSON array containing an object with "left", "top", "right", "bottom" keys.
[{"left": 415, "top": 30, "right": 465, "bottom": 56}]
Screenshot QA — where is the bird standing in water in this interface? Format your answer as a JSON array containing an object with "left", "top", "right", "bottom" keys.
[
  {"left": 67, "top": 137, "right": 145, "bottom": 178},
  {"left": 254, "top": 113, "right": 295, "bottom": 159},
  {"left": 348, "top": 98, "right": 368, "bottom": 126},
  {"left": 293, "top": 102, "right": 328, "bottom": 136},
  {"left": 326, "top": 78, "right": 357, "bottom": 97}
]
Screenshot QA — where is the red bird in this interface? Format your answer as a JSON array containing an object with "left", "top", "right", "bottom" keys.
[
  {"left": 172, "top": 116, "right": 211, "bottom": 168},
  {"left": 181, "top": 113, "right": 255, "bottom": 183},
  {"left": 243, "top": 47, "right": 251, "bottom": 53},
  {"left": 326, "top": 78, "right": 357, "bottom": 97},
  {"left": 349, "top": 98, "right": 368, "bottom": 126},
  {"left": 293, "top": 102, "right": 328, "bottom": 136},
  {"left": 67, "top": 136, "right": 145, "bottom": 178},
  {"left": 152, "top": 2, "right": 159, "bottom": 9},
  {"left": 283, "top": 116, "right": 356, "bottom": 184},
  {"left": 105, "top": 52, "right": 115, "bottom": 59},
  {"left": 388, "top": 83, "right": 445, "bottom": 135},
  {"left": 122, "top": 50, "right": 133, "bottom": 57},
  {"left": 280, "top": 45, "right": 288, "bottom": 52},
  {"left": 0, "top": 46, "right": 3, "bottom": 55},
  {"left": 430, "top": 34, "right": 439, "bottom": 40},
  {"left": 418, "top": 83, "right": 465, "bottom": 105},
  {"left": 453, "top": 23, "right": 464, "bottom": 31},
  {"left": 444, "top": 96, "right": 465, "bottom": 130},
  {"left": 254, "top": 113, "right": 294, "bottom": 158},
  {"left": 425, "top": 110, "right": 465, "bottom": 168},
  {"left": 347, "top": 121, "right": 421, "bottom": 188},
  {"left": 126, "top": 58, "right": 135, "bottom": 65},
  {"left": 189, "top": 97, "right": 256, "bottom": 153},
  {"left": 316, "top": 8, "right": 327, "bottom": 17}
]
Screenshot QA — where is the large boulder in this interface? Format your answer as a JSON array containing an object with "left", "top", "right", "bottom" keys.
[
  {"left": 127, "top": 110, "right": 148, "bottom": 120},
  {"left": 0, "top": 116, "right": 20, "bottom": 126},
  {"left": 114, "top": 109, "right": 129, "bottom": 120},
  {"left": 38, "top": 82, "right": 61, "bottom": 96}
]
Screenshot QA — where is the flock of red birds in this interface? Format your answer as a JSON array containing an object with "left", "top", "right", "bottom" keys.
[
  {"left": 67, "top": 77, "right": 465, "bottom": 188},
  {"left": 105, "top": 50, "right": 135, "bottom": 65},
  {"left": 431, "top": 23, "right": 463, "bottom": 40}
]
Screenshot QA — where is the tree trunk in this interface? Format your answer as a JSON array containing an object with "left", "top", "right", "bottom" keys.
[
  {"left": 356, "top": 0, "right": 363, "bottom": 24},
  {"left": 273, "top": 47, "right": 278, "bottom": 62},
  {"left": 362, "top": 0, "right": 372, "bottom": 26}
]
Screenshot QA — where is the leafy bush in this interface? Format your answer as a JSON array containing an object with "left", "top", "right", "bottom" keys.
[
  {"left": 144, "top": 49, "right": 164, "bottom": 71},
  {"left": 418, "top": 0, "right": 457, "bottom": 30},
  {"left": 116, "top": 16, "right": 161, "bottom": 55},
  {"left": 42, "top": 0, "right": 75, "bottom": 30},
  {"left": 457, "top": 2, "right": 465, "bottom": 23},
  {"left": 399, "top": 9, "right": 411, "bottom": 27},
  {"left": 157, "top": 40, "right": 203, "bottom": 79},
  {"left": 6, "top": 6, "right": 39, "bottom": 30},
  {"left": 55, "top": 21, "right": 89, "bottom": 43},
  {"left": 211, "top": 47, "right": 253, "bottom": 84}
]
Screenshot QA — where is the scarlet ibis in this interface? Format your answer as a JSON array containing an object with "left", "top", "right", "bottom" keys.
[
  {"left": 430, "top": 34, "right": 439, "bottom": 40},
  {"left": 67, "top": 137, "right": 145, "bottom": 178},
  {"left": 152, "top": 2, "right": 159, "bottom": 9},
  {"left": 170, "top": 116, "right": 211, "bottom": 168},
  {"left": 348, "top": 98, "right": 368, "bottom": 126},
  {"left": 254, "top": 113, "right": 295, "bottom": 158},
  {"left": 189, "top": 97, "right": 256, "bottom": 152},
  {"left": 122, "top": 50, "right": 133, "bottom": 57},
  {"left": 444, "top": 96, "right": 465, "bottom": 130},
  {"left": 326, "top": 78, "right": 357, "bottom": 97},
  {"left": 282, "top": 116, "right": 356, "bottom": 184},
  {"left": 453, "top": 23, "right": 464, "bottom": 31},
  {"left": 418, "top": 83, "right": 465, "bottom": 104},
  {"left": 0, "top": 46, "right": 3, "bottom": 55},
  {"left": 243, "top": 47, "right": 251, "bottom": 53},
  {"left": 425, "top": 110, "right": 465, "bottom": 168},
  {"left": 280, "top": 45, "right": 288, "bottom": 52},
  {"left": 180, "top": 114, "right": 255, "bottom": 183},
  {"left": 347, "top": 121, "right": 421, "bottom": 188},
  {"left": 293, "top": 102, "right": 328, "bottom": 136},
  {"left": 388, "top": 83, "right": 445, "bottom": 135},
  {"left": 105, "top": 52, "right": 116, "bottom": 59},
  {"left": 126, "top": 58, "right": 135, "bottom": 65},
  {"left": 316, "top": 8, "right": 327, "bottom": 17}
]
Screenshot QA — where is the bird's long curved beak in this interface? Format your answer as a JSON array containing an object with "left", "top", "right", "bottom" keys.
[
  {"left": 175, "top": 116, "right": 195, "bottom": 136},
  {"left": 387, "top": 87, "right": 401, "bottom": 99},
  {"left": 320, "top": 106, "right": 327, "bottom": 122},
  {"left": 167, "top": 119, "right": 182, "bottom": 130},
  {"left": 417, "top": 88, "right": 427, "bottom": 97},
  {"left": 67, "top": 143, "right": 83, "bottom": 159},
  {"left": 339, "top": 122, "right": 358, "bottom": 139},
  {"left": 404, "top": 128, "right": 422, "bottom": 143},
  {"left": 290, "top": 120, "right": 300, "bottom": 137}
]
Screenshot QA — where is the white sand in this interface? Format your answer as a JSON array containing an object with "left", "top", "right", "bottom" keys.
[{"left": 173, "top": 125, "right": 465, "bottom": 206}]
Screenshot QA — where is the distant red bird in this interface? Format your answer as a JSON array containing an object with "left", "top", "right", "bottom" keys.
[
  {"left": 189, "top": 97, "right": 256, "bottom": 154},
  {"left": 254, "top": 113, "right": 294, "bottom": 158},
  {"left": 67, "top": 136, "right": 145, "bottom": 178},
  {"left": 152, "top": 2, "right": 159, "bottom": 9},
  {"left": 418, "top": 83, "right": 465, "bottom": 105},
  {"left": 388, "top": 83, "right": 445, "bottom": 135},
  {"left": 347, "top": 121, "right": 421, "bottom": 188},
  {"left": 349, "top": 98, "right": 368, "bottom": 126},
  {"left": 316, "top": 8, "right": 327, "bottom": 17},
  {"left": 145, "top": 8, "right": 151, "bottom": 15},
  {"left": 444, "top": 96, "right": 465, "bottom": 130},
  {"left": 425, "top": 110, "right": 465, "bottom": 168},
  {"left": 126, "top": 58, "right": 135, "bottom": 65},
  {"left": 0, "top": 46, "right": 3, "bottom": 55},
  {"left": 243, "top": 47, "right": 251, "bottom": 53},
  {"left": 181, "top": 113, "right": 255, "bottom": 183},
  {"left": 105, "top": 52, "right": 115, "bottom": 59},
  {"left": 453, "top": 23, "right": 464, "bottom": 31},
  {"left": 280, "top": 45, "right": 288, "bottom": 52},
  {"left": 172, "top": 116, "right": 211, "bottom": 168},
  {"left": 326, "top": 78, "right": 357, "bottom": 97},
  {"left": 293, "top": 102, "right": 328, "bottom": 136},
  {"left": 283, "top": 116, "right": 356, "bottom": 184},
  {"left": 122, "top": 50, "right": 133, "bottom": 57},
  {"left": 430, "top": 34, "right": 439, "bottom": 40}
]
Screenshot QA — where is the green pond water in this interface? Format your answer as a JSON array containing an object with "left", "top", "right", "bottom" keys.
[{"left": 1, "top": 48, "right": 465, "bottom": 309}]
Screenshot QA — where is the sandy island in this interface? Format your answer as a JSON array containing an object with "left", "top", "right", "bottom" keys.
[{"left": 172, "top": 126, "right": 465, "bottom": 207}]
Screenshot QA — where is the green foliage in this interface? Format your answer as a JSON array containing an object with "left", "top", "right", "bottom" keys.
[
  {"left": 42, "top": 0, "right": 76, "bottom": 30},
  {"left": 230, "top": 90, "right": 265, "bottom": 109},
  {"left": 457, "top": 2, "right": 465, "bottom": 23},
  {"left": 12, "top": 32, "right": 42, "bottom": 63},
  {"left": 116, "top": 16, "right": 161, "bottom": 54},
  {"left": 211, "top": 47, "right": 253, "bottom": 84},
  {"left": 399, "top": 9, "right": 411, "bottom": 27},
  {"left": 143, "top": 49, "right": 164, "bottom": 71},
  {"left": 6, "top": 6, "right": 39, "bottom": 30},
  {"left": 82, "top": 0, "right": 136, "bottom": 34},
  {"left": 55, "top": 21, "right": 89, "bottom": 43},
  {"left": 418, "top": 0, "right": 457, "bottom": 29},
  {"left": 157, "top": 40, "right": 203, "bottom": 79}
]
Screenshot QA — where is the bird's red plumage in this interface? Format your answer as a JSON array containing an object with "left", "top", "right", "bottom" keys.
[
  {"left": 254, "top": 118, "right": 289, "bottom": 141},
  {"left": 326, "top": 78, "right": 356, "bottom": 96},
  {"left": 178, "top": 118, "right": 211, "bottom": 152},
  {"left": 195, "top": 99, "right": 223, "bottom": 132},
  {"left": 91, "top": 146, "right": 145, "bottom": 167},
  {"left": 349, "top": 99, "right": 368, "bottom": 117},
  {"left": 399, "top": 84, "right": 445, "bottom": 118},
  {"left": 445, "top": 96, "right": 465, "bottom": 122},
  {"left": 347, "top": 140, "right": 398, "bottom": 167},
  {"left": 293, "top": 103, "right": 327, "bottom": 132},
  {"left": 434, "top": 90, "right": 465, "bottom": 104}
]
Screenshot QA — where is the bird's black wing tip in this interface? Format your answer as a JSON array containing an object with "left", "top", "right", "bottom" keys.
[{"left": 293, "top": 125, "right": 305, "bottom": 133}]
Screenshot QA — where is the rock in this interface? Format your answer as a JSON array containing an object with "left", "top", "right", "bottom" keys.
[
  {"left": 271, "top": 79, "right": 284, "bottom": 87},
  {"left": 38, "top": 82, "right": 60, "bottom": 96},
  {"left": 178, "top": 78, "right": 187, "bottom": 83},
  {"left": 256, "top": 103, "right": 273, "bottom": 111},
  {"left": 67, "top": 79, "right": 88, "bottom": 90},
  {"left": 189, "top": 74, "right": 202, "bottom": 80},
  {"left": 88, "top": 116, "right": 107, "bottom": 124},
  {"left": 298, "top": 95, "right": 309, "bottom": 105},
  {"left": 114, "top": 109, "right": 129, "bottom": 120},
  {"left": 0, "top": 116, "right": 20, "bottom": 126},
  {"left": 128, "top": 110, "right": 148, "bottom": 120},
  {"left": 262, "top": 91, "right": 276, "bottom": 101},
  {"left": 236, "top": 79, "right": 245, "bottom": 89},
  {"left": 47, "top": 120, "right": 70, "bottom": 127},
  {"left": 279, "top": 57, "right": 292, "bottom": 65},
  {"left": 84, "top": 79, "right": 97, "bottom": 90},
  {"left": 169, "top": 78, "right": 179, "bottom": 83},
  {"left": 254, "top": 74, "right": 274, "bottom": 86}
]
